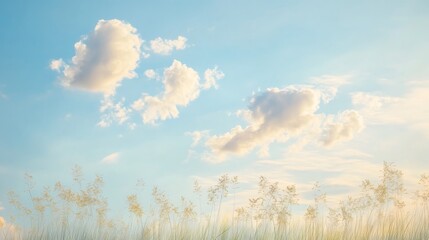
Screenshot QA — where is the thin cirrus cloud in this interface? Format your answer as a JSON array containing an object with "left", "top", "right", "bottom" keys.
[
  {"left": 132, "top": 60, "right": 224, "bottom": 124},
  {"left": 311, "top": 75, "right": 351, "bottom": 103},
  {"left": 101, "top": 152, "right": 120, "bottom": 165},
  {"left": 191, "top": 77, "right": 364, "bottom": 163},
  {"left": 352, "top": 82, "right": 429, "bottom": 137},
  {"left": 50, "top": 19, "right": 142, "bottom": 96},
  {"left": 150, "top": 36, "right": 187, "bottom": 55}
]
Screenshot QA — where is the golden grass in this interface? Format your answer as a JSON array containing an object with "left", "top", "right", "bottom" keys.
[{"left": 1, "top": 162, "right": 429, "bottom": 239}]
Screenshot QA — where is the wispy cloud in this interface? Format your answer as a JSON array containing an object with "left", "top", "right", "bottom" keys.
[
  {"left": 186, "top": 130, "right": 210, "bottom": 147},
  {"left": 203, "top": 67, "right": 224, "bottom": 90},
  {"left": 311, "top": 75, "right": 351, "bottom": 103},
  {"left": 51, "top": 19, "right": 142, "bottom": 96},
  {"left": 101, "top": 152, "right": 120, "bottom": 165},
  {"left": 97, "top": 96, "right": 132, "bottom": 128},
  {"left": 192, "top": 148, "right": 378, "bottom": 206},
  {"left": 352, "top": 81, "right": 429, "bottom": 137},
  {"left": 150, "top": 36, "right": 187, "bottom": 55}
]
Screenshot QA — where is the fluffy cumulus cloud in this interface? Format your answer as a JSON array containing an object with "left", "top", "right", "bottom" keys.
[
  {"left": 51, "top": 19, "right": 142, "bottom": 95},
  {"left": 150, "top": 36, "right": 187, "bottom": 55},
  {"left": 320, "top": 110, "right": 364, "bottom": 146},
  {"left": 205, "top": 86, "right": 322, "bottom": 161},
  {"left": 101, "top": 152, "right": 120, "bottom": 164},
  {"left": 189, "top": 77, "right": 366, "bottom": 162},
  {"left": 133, "top": 60, "right": 220, "bottom": 124}
]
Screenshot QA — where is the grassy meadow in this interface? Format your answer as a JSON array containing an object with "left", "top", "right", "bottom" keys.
[{"left": 1, "top": 162, "right": 429, "bottom": 240}]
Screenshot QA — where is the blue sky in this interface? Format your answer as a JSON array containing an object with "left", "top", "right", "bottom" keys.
[{"left": 1, "top": 0, "right": 429, "bottom": 220}]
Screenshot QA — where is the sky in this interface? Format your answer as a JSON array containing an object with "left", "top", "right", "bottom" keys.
[{"left": 1, "top": 0, "right": 429, "bottom": 220}]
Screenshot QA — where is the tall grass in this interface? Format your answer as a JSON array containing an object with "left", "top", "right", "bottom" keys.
[{"left": 1, "top": 162, "right": 429, "bottom": 239}]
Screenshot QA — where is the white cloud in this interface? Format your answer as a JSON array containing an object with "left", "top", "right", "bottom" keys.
[
  {"left": 49, "top": 58, "right": 64, "bottom": 72},
  {"left": 150, "top": 36, "right": 187, "bottom": 55},
  {"left": 352, "top": 92, "right": 400, "bottom": 111},
  {"left": 204, "top": 86, "right": 322, "bottom": 162},
  {"left": 131, "top": 98, "right": 145, "bottom": 111},
  {"left": 144, "top": 69, "right": 157, "bottom": 79},
  {"left": 101, "top": 152, "right": 120, "bottom": 164},
  {"left": 186, "top": 130, "right": 210, "bottom": 147},
  {"left": 97, "top": 96, "right": 132, "bottom": 127},
  {"left": 203, "top": 67, "right": 224, "bottom": 89},
  {"left": 311, "top": 75, "right": 351, "bottom": 103},
  {"left": 142, "top": 52, "right": 151, "bottom": 59},
  {"left": 133, "top": 60, "right": 217, "bottom": 124},
  {"left": 192, "top": 79, "right": 365, "bottom": 162},
  {"left": 52, "top": 19, "right": 142, "bottom": 96},
  {"left": 352, "top": 84, "right": 429, "bottom": 136},
  {"left": 320, "top": 110, "right": 364, "bottom": 146},
  {"left": 50, "top": 19, "right": 223, "bottom": 127},
  {"left": 192, "top": 148, "right": 380, "bottom": 207},
  {"left": 311, "top": 75, "right": 350, "bottom": 87}
]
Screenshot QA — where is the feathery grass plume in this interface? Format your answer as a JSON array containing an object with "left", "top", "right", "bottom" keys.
[
  {"left": 5, "top": 161, "right": 429, "bottom": 239},
  {"left": 127, "top": 194, "right": 143, "bottom": 219},
  {"left": 193, "top": 179, "right": 204, "bottom": 217},
  {"left": 179, "top": 196, "right": 196, "bottom": 220},
  {"left": 8, "top": 191, "right": 32, "bottom": 217},
  {"left": 152, "top": 186, "right": 176, "bottom": 221},
  {"left": 417, "top": 174, "right": 429, "bottom": 203},
  {"left": 207, "top": 174, "right": 238, "bottom": 223},
  {"left": 305, "top": 182, "right": 327, "bottom": 222},
  {"left": 249, "top": 176, "right": 299, "bottom": 230}
]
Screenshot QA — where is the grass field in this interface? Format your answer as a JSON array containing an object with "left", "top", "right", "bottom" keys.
[{"left": 1, "top": 162, "right": 429, "bottom": 240}]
